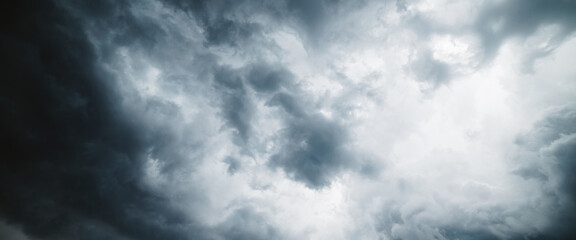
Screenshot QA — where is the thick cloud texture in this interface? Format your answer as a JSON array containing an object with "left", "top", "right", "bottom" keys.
[{"left": 1, "top": 0, "right": 576, "bottom": 239}]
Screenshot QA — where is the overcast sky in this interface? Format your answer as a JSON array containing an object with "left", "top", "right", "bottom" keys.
[{"left": 2, "top": 0, "right": 576, "bottom": 239}]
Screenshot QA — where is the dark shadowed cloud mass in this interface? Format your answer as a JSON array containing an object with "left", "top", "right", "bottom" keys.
[{"left": 1, "top": 0, "right": 576, "bottom": 239}]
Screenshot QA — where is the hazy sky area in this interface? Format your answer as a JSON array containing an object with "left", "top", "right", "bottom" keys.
[{"left": 1, "top": 0, "right": 576, "bottom": 239}]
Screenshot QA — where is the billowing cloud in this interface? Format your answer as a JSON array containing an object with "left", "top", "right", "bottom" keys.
[{"left": 2, "top": 0, "right": 576, "bottom": 239}]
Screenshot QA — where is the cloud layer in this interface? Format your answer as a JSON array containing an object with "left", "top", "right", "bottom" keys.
[{"left": 2, "top": 0, "right": 576, "bottom": 239}]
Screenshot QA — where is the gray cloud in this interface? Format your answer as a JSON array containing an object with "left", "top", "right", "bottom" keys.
[
  {"left": 266, "top": 91, "right": 353, "bottom": 188},
  {"left": 0, "top": 221, "right": 35, "bottom": 240},
  {"left": 0, "top": 0, "right": 263, "bottom": 239},
  {"left": 267, "top": 92, "right": 306, "bottom": 118},
  {"left": 269, "top": 115, "right": 351, "bottom": 189},
  {"left": 214, "top": 207, "right": 282, "bottom": 240},
  {"left": 511, "top": 106, "right": 576, "bottom": 239},
  {"left": 475, "top": 0, "right": 576, "bottom": 64},
  {"left": 0, "top": 2, "right": 203, "bottom": 239},
  {"left": 205, "top": 19, "right": 262, "bottom": 46},
  {"left": 213, "top": 66, "right": 255, "bottom": 143},
  {"left": 409, "top": 49, "right": 451, "bottom": 86},
  {"left": 224, "top": 156, "right": 242, "bottom": 175},
  {"left": 1, "top": 0, "right": 357, "bottom": 237},
  {"left": 399, "top": 0, "right": 576, "bottom": 86},
  {"left": 247, "top": 64, "right": 293, "bottom": 93},
  {"left": 3, "top": 0, "right": 576, "bottom": 239}
]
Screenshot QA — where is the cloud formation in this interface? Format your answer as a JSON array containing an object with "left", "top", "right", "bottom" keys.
[{"left": 2, "top": 0, "right": 576, "bottom": 239}]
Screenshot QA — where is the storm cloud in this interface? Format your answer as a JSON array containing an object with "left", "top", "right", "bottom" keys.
[{"left": 2, "top": 0, "right": 576, "bottom": 239}]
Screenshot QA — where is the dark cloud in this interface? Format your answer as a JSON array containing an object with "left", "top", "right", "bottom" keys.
[
  {"left": 160, "top": 0, "right": 346, "bottom": 47},
  {"left": 0, "top": 2, "right": 198, "bottom": 240},
  {"left": 512, "top": 167, "right": 549, "bottom": 181},
  {"left": 247, "top": 64, "right": 293, "bottom": 93},
  {"left": 1, "top": 0, "right": 343, "bottom": 237},
  {"left": 61, "top": 0, "right": 164, "bottom": 52},
  {"left": 474, "top": 0, "right": 576, "bottom": 64},
  {"left": 286, "top": 0, "right": 327, "bottom": 43},
  {"left": 205, "top": 18, "right": 262, "bottom": 46},
  {"left": 246, "top": 63, "right": 359, "bottom": 188},
  {"left": 519, "top": 107, "right": 576, "bottom": 149},
  {"left": 0, "top": 221, "right": 35, "bottom": 240},
  {"left": 6, "top": 0, "right": 574, "bottom": 239},
  {"left": 213, "top": 66, "right": 255, "bottom": 143},
  {"left": 0, "top": 1, "right": 222, "bottom": 239},
  {"left": 269, "top": 116, "right": 351, "bottom": 188},
  {"left": 160, "top": 0, "right": 273, "bottom": 46},
  {"left": 438, "top": 227, "right": 505, "bottom": 240},
  {"left": 514, "top": 106, "right": 576, "bottom": 239},
  {"left": 266, "top": 91, "right": 352, "bottom": 188},
  {"left": 141, "top": 98, "right": 199, "bottom": 172}
]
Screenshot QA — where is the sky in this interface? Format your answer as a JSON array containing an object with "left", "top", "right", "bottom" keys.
[{"left": 1, "top": 0, "right": 576, "bottom": 239}]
